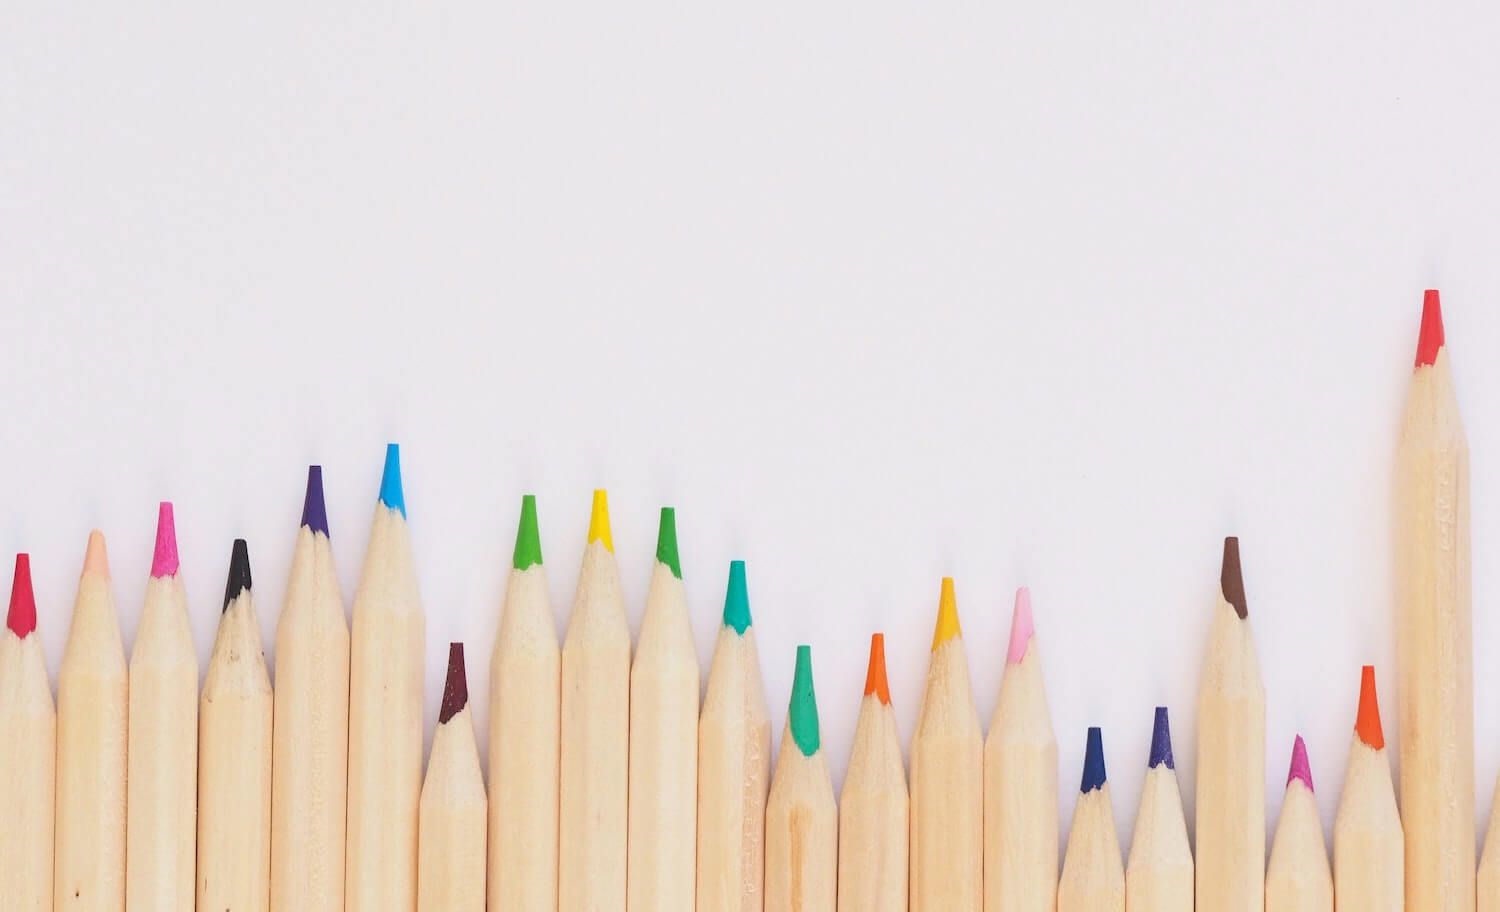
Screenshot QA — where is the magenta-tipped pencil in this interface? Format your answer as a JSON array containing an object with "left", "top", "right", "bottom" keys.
[{"left": 1266, "top": 736, "right": 1331, "bottom": 911}]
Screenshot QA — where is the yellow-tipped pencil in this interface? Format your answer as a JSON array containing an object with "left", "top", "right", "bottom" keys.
[
  {"left": 628, "top": 508, "right": 699, "bottom": 912},
  {"left": 1058, "top": 727, "right": 1124, "bottom": 912},
  {"left": 837, "top": 634, "right": 907, "bottom": 912},
  {"left": 696, "top": 560, "right": 771, "bottom": 912},
  {"left": 765, "top": 645, "right": 836, "bottom": 912},
  {"left": 487, "top": 495, "right": 559, "bottom": 912},
  {"left": 54, "top": 531, "right": 128, "bottom": 910},
  {"left": 1334, "top": 667, "right": 1401, "bottom": 911},
  {"left": 984, "top": 587, "right": 1058, "bottom": 912},
  {"left": 559, "top": 490, "right": 631, "bottom": 912},
  {"left": 418, "top": 644, "right": 487, "bottom": 912},
  {"left": 910, "top": 577, "right": 982, "bottom": 912},
  {"left": 1397, "top": 290, "right": 1474, "bottom": 912},
  {"left": 0, "top": 555, "right": 55, "bottom": 911}
]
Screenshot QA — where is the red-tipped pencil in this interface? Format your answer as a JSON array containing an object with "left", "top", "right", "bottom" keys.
[
  {"left": 1336, "top": 666, "right": 1402, "bottom": 911},
  {"left": 838, "top": 634, "right": 908, "bottom": 912},
  {"left": 0, "top": 554, "right": 56, "bottom": 910}
]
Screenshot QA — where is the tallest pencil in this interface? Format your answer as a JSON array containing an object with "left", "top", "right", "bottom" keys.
[
  {"left": 1397, "top": 290, "right": 1474, "bottom": 912},
  {"left": 347, "top": 445, "right": 427, "bottom": 912}
]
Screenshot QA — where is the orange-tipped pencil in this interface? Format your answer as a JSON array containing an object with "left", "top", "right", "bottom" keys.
[
  {"left": 838, "top": 634, "right": 907, "bottom": 912},
  {"left": 1335, "top": 666, "right": 1401, "bottom": 911},
  {"left": 0, "top": 555, "right": 55, "bottom": 911},
  {"left": 1266, "top": 736, "right": 1331, "bottom": 911},
  {"left": 910, "top": 578, "right": 982, "bottom": 912},
  {"left": 1397, "top": 289, "right": 1474, "bottom": 912}
]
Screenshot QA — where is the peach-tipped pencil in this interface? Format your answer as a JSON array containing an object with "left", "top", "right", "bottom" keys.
[
  {"left": 984, "top": 587, "right": 1058, "bottom": 912},
  {"left": 0, "top": 555, "right": 55, "bottom": 911},
  {"left": 54, "top": 531, "right": 127, "bottom": 911},
  {"left": 418, "top": 644, "right": 487, "bottom": 912},
  {"left": 628, "top": 508, "right": 699, "bottom": 912},
  {"left": 696, "top": 559, "right": 771, "bottom": 912},
  {"left": 837, "top": 634, "right": 907, "bottom": 912},
  {"left": 271, "top": 467, "right": 349, "bottom": 912},
  {"left": 1195, "top": 537, "right": 1266, "bottom": 912},
  {"left": 910, "top": 577, "right": 982, "bottom": 912},
  {"left": 197, "top": 540, "right": 273, "bottom": 912},
  {"left": 1125, "top": 708, "right": 1192, "bottom": 912},
  {"left": 1058, "top": 727, "right": 1124, "bottom": 912},
  {"left": 1334, "top": 666, "right": 1402, "bottom": 912},
  {"left": 1266, "top": 736, "right": 1332, "bottom": 911},
  {"left": 559, "top": 490, "right": 631, "bottom": 912},
  {"left": 487, "top": 494, "right": 560, "bottom": 912},
  {"left": 126, "top": 505, "right": 197, "bottom": 912},
  {"left": 765, "top": 645, "right": 837, "bottom": 912},
  {"left": 1397, "top": 289, "right": 1474, "bottom": 912},
  {"left": 346, "top": 444, "right": 426, "bottom": 912}
]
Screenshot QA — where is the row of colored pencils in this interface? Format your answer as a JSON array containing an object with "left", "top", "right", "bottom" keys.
[{"left": 0, "top": 289, "right": 1490, "bottom": 912}]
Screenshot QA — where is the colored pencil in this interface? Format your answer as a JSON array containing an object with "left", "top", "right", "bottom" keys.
[
  {"left": 696, "top": 559, "right": 771, "bottom": 912},
  {"left": 0, "top": 554, "right": 55, "bottom": 911},
  {"left": 559, "top": 489, "right": 631, "bottom": 912},
  {"left": 197, "top": 539, "right": 273, "bottom": 912},
  {"left": 984, "top": 586, "right": 1058, "bottom": 912},
  {"left": 1125, "top": 708, "right": 1192, "bottom": 912},
  {"left": 1058, "top": 727, "right": 1124, "bottom": 912},
  {"left": 1482, "top": 778, "right": 1500, "bottom": 912},
  {"left": 487, "top": 494, "right": 560, "bottom": 912},
  {"left": 910, "top": 577, "right": 983, "bottom": 912},
  {"left": 1397, "top": 289, "right": 1474, "bottom": 912},
  {"left": 765, "top": 645, "right": 837, "bottom": 912},
  {"left": 627, "top": 507, "right": 699, "bottom": 912},
  {"left": 1334, "top": 666, "right": 1402, "bottom": 912},
  {"left": 54, "top": 530, "right": 127, "bottom": 911},
  {"left": 418, "top": 643, "right": 487, "bottom": 912},
  {"left": 837, "top": 633, "right": 908, "bottom": 912},
  {"left": 346, "top": 444, "right": 426, "bottom": 912},
  {"left": 1266, "top": 736, "right": 1332, "bottom": 911},
  {"left": 1195, "top": 536, "right": 1266, "bottom": 912},
  {"left": 126, "top": 504, "right": 197, "bottom": 912},
  {"left": 271, "top": 466, "right": 349, "bottom": 912}
]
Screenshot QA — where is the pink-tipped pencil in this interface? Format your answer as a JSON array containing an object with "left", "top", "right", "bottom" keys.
[{"left": 1266, "top": 736, "right": 1332, "bottom": 911}]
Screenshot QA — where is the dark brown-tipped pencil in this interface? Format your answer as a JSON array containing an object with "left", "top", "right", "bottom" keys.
[{"left": 418, "top": 643, "right": 487, "bottom": 912}]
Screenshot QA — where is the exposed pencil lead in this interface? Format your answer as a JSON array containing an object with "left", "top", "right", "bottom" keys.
[
  {"left": 513, "top": 494, "right": 543, "bottom": 570},
  {"left": 1287, "top": 735, "right": 1314, "bottom": 792},
  {"left": 379, "top": 443, "right": 406, "bottom": 517},
  {"left": 723, "top": 560, "right": 751, "bottom": 634},
  {"left": 1220, "top": 536, "right": 1247, "bottom": 619},
  {"left": 1081, "top": 727, "right": 1107, "bottom": 793},
  {"left": 789, "top": 645, "right": 821, "bottom": 757},
  {"left": 1356, "top": 665, "right": 1385, "bottom": 750},
  {"left": 439, "top": 642, "right": 469, "bottom": 724},
  {"left": 1148, "top": 707, "right": 1175, "bottom": 770},
  {"left": 223, "top": 539, "right": 252, "bottom": 612},
  {"left": 863, "top": 633, "right": 891, "bottom": 705},
  {"left": 1416, "top": 289, "right": 1445, "bottom": 368},
  {"left": 587, "top": 489, "right": 613, "bottom": 553},
  {"left": 6, "top": 553, "right": 36, "bottom": 638},
  {"left": 82, "top": 528, "right": 110, "bottom": 577},
  {"left": 152, "top": 501, "right": 180, "bottom": 578},
  {"left": 932, "top": 577, "right": 961, "bottom": 650},
  {"left": 1007, "top": 586, "right": 1035, "bottom": 664},
  {"left": 302, "top": 465, "right": 330, "bottom": 537}
]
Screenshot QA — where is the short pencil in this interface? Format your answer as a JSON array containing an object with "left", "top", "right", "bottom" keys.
[
  {"left": 1058, "top": 727, "right": 1124, "bottom": 912},
  {"left": 0, "top": 555, "right": 55, "bottom": 911},
  {"left": 1334, "top": 666, "right": 1401, "bottom": 911},
  {"left": 418, "top": 644, "right": 487, "bottom": 912},
  {"left": 765, "top": 645, "right": 836, "bottom": 912},
  {"left": 1125, "top": 708, "right": 1192, "bottom": 912},
  {"left": 1266, "top": 736, "right": 1332, "bottom": 912},
  {"left": 837, "top": 633, "right": 908, "bottom": 912}
]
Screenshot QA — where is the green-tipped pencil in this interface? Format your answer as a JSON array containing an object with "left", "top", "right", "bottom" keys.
[{"left": 766, "top": 645, "right": 837, "bottom": 912}]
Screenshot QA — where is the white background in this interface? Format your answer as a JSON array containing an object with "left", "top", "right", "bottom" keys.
[{"left": 6, "top": 4, "right": 1500, "bottom": 855}]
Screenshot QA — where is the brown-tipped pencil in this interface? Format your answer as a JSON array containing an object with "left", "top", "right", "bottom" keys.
[
  {"left": 0, "top": 555, "right": 55, "bottom": 911},
  {"left": 838, "top": 634, "right": 908, "bottom": 912},
  {"left": 1397, "top": 289, "right": 1474, "bottom": 912},
  {"left": 418, "top": 644, "right": 487, "bottom": 912},
  {"left": 1334, "top": 666, "right": 1401, "bottom": 911},
  {"left": 910, "top": 578, "right": 982, "bottom": 912},
  {"left": 1266, "top": 736, "right": 1331, "bottom": 911},
  {"left": 1195, "top": 537, "right": 1265, "bottom": 912}
]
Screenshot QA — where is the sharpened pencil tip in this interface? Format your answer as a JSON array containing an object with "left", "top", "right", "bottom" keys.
[
  {"left": 864, "top": 633, "right": 891, "bottom": 705},
  {"left": 1149, "top": 707, "right": 1175, "bottom": 770},
  {"left": 82, "top": 529, "right": 110, "bottom": 578},
  {"left": 1007, "top": 587, "right": 1035, "bottom": 664},
  {"left": 1287, "top": 735, "right": 1314, "bottom": 792},
  {"left": 1356, "top": 665, "right": 1385, "bottom": 750},
  {"left": 723, "top": 560, "right": 751, "bottom": 634},
  {"left": 656, "top": 507, "right": 681, "bottom": 579},
  {"left": 7, "top": 554, "right": 36, "bottom": 638},
  {"left": 588, "top": 489, "right": 613, "bottom": 553},
  {"left": 513, "top": 494, "right": 543, "bottom": 570},
  {"left": 1416, "top": 289, "right": 1445, "bottom": 368},
  {"left": 223, "top": 539, "right": 252, "bottom": 612},
  {"left": 789, "top": 645, "right": 821, "bottom": 757},
  {"left": 152, "top": 502, "right": 179, "bottom": 578},
  {"left": 932, "top": 577, "right": 961, "bottom": 651},
  {"left": 1081, "top": 727, "right": 1107, "bottom": 793},
  {"left": 439, "top": 642, "right": 469, "bottom": 724},
  {"left": 379, "top": 443, "right": 406, "bottom": 517},
  {"left": 1220, "top": 536, "right": 1247, "bottom": 619},
  {"left": 302, "top": 466, "right": 330, "bottom": 537}
]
